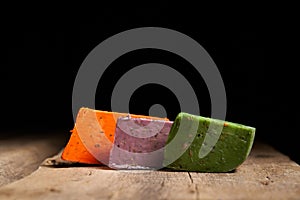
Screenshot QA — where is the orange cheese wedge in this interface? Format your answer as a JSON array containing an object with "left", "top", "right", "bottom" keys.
[{"left": 61, "top": 107, "right": 169, "bottom": 164}]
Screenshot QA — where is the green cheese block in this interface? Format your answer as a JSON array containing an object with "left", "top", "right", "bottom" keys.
[{"left": 163, "top": 113, "right": 255, "bottom": 172}]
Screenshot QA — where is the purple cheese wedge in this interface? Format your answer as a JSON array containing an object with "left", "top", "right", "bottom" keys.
[{"left": 109, "top": 117, "right": 173, "bottom": 169}]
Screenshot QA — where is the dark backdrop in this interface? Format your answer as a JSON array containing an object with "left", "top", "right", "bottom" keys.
[{"left": 1, "top": 7, "right": 299, "bottom": 163}]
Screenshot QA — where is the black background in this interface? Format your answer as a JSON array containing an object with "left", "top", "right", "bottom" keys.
[{"left": 1, "top": 6, "right": 299, "bottom": 163}]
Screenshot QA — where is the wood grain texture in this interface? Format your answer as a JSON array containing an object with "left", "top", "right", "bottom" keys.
[
  {"left": 0, "top": 142, "right": 299, "bottom": 200},
  {"left": 0, "top": 133, "right": 67, "bottom": 187}
]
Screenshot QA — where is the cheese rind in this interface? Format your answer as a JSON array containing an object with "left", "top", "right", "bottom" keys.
[
  {"left": 164, "top": 113, "right": 255, "bottom": 172},
  {"left": 109, "top": 117, "right": 173, "bottom": 169}
]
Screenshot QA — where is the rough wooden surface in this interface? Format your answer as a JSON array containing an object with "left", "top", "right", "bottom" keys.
[
  {"left": 0, "top": 133, "right": 67, "bottom": 187},
  {"left": 0, "top": 142, "right": 299, "bottom": 200}
]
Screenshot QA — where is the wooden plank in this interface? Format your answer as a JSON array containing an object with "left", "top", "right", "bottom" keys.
[
  {"left": 0, "top": 142, "right": 299, "bottom": 200},
  {"left": 0, "top": 133, "right": 67, "bottom": 187},
  {"left": 189, "top": 143, "right": 300, "bottom": 199}
]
